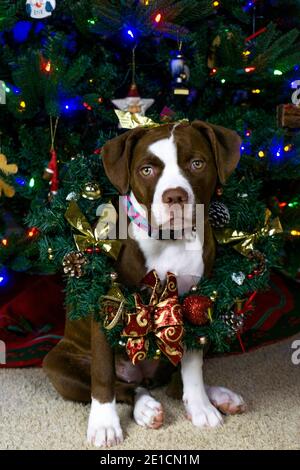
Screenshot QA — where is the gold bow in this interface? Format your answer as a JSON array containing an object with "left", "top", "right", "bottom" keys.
[
  {"left": 65, "top": 200, "right": 121, "bottom": 260},
  {"left": 115, "top": 110, "right": 189, "bottom": 130},
  {"left": 214, "top": 209, "right": 283, "bottom": 256}
]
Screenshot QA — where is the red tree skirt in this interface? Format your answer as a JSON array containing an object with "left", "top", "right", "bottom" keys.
[
  {"left": 0, "top": 273, "right": 65, "bottom": 367},
  {"left": 0, "top": 272, "right": 299, "bottom": 367}
]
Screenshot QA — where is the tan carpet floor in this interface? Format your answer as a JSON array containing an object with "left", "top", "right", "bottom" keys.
[{"left": 1, "top": 336, "right": 300, "bottom": 450}]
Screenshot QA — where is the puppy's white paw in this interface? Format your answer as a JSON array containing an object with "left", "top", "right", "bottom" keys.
[
  {"left": 206, "top": 385, "right": 246, "bottom": 415},
  {"left": 184, "top": 398, "right": 223, "bottom": 428},
  {"left": 134, "top": 388, "right": 164, "bottom": 429},
  {"left": 87, "top": 398, "right": 123, "bottom": 448}
]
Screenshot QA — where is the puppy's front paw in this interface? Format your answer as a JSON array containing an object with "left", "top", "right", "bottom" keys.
[
  {"left": 184, "top": 398, "right": 223, "bottom": 428},
  {"left": 206, "top": 385, "right": 246, "bottom": 415},
  {"left": 134, "top": 389, "right": 164, "bottom": 429},
  {"left": 87, "top": 398, "right": 123, "bottom": 448}
]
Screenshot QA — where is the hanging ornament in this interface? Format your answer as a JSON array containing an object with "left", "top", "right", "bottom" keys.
[
  {"left": 209, "top": 201, "right": 230, "bottom": 228},
  {"left": 0, "top": 81, "right": 6, "bottom": 105},
  {"left": 112, "top": 47, "right": 154, "bottom": 127},
  {"left": 43, "top": 116, "right": 59, "bottom": 197},
  {"left": 0, "top": 152, "right": 18, "bottom": 198},
  {"left": 81, "top": 182, "right": 102, "bottom": 200},
  {"left": 101, "top": 272, "right": 126, "bottom": 330},
  {"left": 62, "top": 251, "right": 87, "bottom": 278},
  {"left": 182, "top": 295, "right": 213, "bottom": 325},
  {"left": 231, "top": 272, "right": 246, "bottom": 286},
  {"left": 26, "top": 0, "right": 56, "bottom": 19},
  {"left": 170, "top": 40, "right": 190, "bottom": 95}
]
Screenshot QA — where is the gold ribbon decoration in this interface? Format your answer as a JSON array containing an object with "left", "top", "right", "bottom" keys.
[
  {"left": 65, "top": 200, "right": 121, "bottom": 260},
  {"left": 121, "top": 270, "right": 184, "bottom": 366},
  {"left": 115, "top": 109, "right": 189, "bottom": 130},
  {"left": 214, "top": 209, "right": 283, "bottom": 256}
]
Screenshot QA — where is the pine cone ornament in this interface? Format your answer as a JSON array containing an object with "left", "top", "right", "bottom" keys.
[
  {"left": 221, "top": 310, "right": 244, "bottom": 337},
  {"left": 182, "top": 295, "right": 212, "bottom": 325},
  {"left": 62, "top": 251, "right": 87, "bottom": 278},
  {"left": 208, "top": 201, "right": 230, "bottom": 228}
]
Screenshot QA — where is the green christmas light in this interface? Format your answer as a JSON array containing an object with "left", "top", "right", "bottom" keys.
[{"left": 29, "top": 177, "right": 35, "bottom": 188}]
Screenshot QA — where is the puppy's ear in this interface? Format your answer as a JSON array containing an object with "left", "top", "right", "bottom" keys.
[
  {"left": 191, "top": 120, "right": 241, "bottom": 184},
  {"left": 102, "top": 127, "right": 146, "bottom": 194}
]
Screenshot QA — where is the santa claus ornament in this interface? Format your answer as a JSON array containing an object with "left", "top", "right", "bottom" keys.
[
  {"left": 112, "top": 82, "right": 154, "bottom": 117},
  {"left": 111, "top": 47, "right": 154, "bottom": 128},
  {"left": 26, "top": 0, "right": 56, "bottom": 19}
]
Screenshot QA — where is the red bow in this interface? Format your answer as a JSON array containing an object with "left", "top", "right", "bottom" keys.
[{"left": 122, "top": 271, "right": 184, "bottom": 366}]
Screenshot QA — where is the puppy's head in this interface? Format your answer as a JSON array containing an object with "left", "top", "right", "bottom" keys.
[{"left": 102, "top": 121, "right": 241, "bottom": 228}]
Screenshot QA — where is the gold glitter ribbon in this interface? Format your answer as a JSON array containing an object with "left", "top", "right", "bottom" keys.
[
  {"left": 214, "top": 209, "right": 283, "bottom": 256},
  {"left": 65, "top": 200, "right": 121, "bottom": 259},
  {"left": 115, "top": 110, "right": 189, "bottom": 129}
]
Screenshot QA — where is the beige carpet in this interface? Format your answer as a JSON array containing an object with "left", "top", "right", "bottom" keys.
[{"left": 1, "top": 336, "right": 300, "bottom": 450}]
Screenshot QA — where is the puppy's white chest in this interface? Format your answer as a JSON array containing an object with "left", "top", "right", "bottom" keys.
[{"left": 131, "top": 225, "right": 204, "bottom": 295}]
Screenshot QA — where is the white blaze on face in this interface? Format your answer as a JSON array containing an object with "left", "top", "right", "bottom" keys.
[{"left": 148, "top": 134, "right": 194, "bottom": 227}]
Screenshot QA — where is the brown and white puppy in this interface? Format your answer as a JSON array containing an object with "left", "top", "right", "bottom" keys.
[{"left": 43, "top": 121, "right": 245, "bottom": 448}]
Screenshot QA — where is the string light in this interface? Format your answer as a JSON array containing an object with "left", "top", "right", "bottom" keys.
[
  {"left": 27, "top": 227, "right": 39, "bottom": 238},
  {"left": 0, "top": 268, "right": 8, "bottom": 286},
  {"left": 291, "top": 230, "right": 300, "bottom": 236},
  {"left": 252, "top": 89, "right": 261, "bottom": 94},
  {"left": 44, "top": 61, "right": 51, "bottom": 73},
  {"left": 258, "top": 150, "right": 265, "bottom": 158}
]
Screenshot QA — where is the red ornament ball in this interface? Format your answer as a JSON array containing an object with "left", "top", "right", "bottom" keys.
[{"left": 182, "top": 295, "right": 213, "bottom": 325}]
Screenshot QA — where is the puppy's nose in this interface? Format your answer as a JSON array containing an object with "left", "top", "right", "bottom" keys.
[{"left": 162, "top": 187, "right": 189, "bottom": 206}]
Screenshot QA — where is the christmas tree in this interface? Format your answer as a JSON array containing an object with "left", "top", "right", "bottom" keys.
[{"left": 1, "top": 0, "right": 300, "bottom": 354}]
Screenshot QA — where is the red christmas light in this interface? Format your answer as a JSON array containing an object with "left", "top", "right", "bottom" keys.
[
  {"left": 154, "top": 13, "right": 162, "bottom": 23},
  {"left": 245, "top": 66, "right": 256, "bottom": 73},
  {"left": 1, "top": 238, "right": 8, "bottom": 247}
]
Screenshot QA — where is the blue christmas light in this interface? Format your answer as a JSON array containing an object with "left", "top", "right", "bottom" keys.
[
  {"left": 60, "top": 97, "right": 84, "bottom": 114},
  {"left": 127, "top": 29, "right": 135, "bottom": 39},
  {"left": 15, "top": 177, "right": 26, "bottom": 186},
  {"left": 0, "top": 268, "right": 9, "bottom": 287},
  {"left": 12, "top": 21, "right": 32, "bottom": 43}
]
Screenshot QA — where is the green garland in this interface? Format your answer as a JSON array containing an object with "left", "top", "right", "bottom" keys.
[{"left": 26, "top": 154, "right": 283, "bottom": 356}]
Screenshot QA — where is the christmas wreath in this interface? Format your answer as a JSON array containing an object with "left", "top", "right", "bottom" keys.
[{"left": 27, "top": 153, "right": 283, "bottom": 363}]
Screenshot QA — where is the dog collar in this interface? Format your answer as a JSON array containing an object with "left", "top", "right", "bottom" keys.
[{"left": 121, "top": 194, "right": 158, "bottom": 238}]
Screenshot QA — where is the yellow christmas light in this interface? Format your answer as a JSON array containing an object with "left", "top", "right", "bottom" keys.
[
  {"left": 284, "top": 144, "right": 292, "bottom": 152},
  {"left": 258, "top": 150, "right": 265, "bottom": 158},
  {"left": 213, "top": 1, "right": 220, "bottom": 6},
  {"left": 20, "top": 100, "right": 26, "bottom": 109},
  {"left": 291, "top": 230, "right": 300, "bottom": 236},
  {"left": 252, "top": 89, "right": 261, "bottom": 94},
  {"left": 243, "top": 50, "right": 251, "bottom": 56}
]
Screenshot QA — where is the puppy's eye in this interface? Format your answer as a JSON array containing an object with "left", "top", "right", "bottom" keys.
[
  {"left": 191, "top": 159, "right": 204, "bottom": 170},
  {"left": 140, "top": 166, "right": 153, "bottom": 177}
]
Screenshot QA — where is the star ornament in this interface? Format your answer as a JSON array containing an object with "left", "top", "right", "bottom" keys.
[{"left": 112, "top": 83, "right": 154, "bottom": 116}]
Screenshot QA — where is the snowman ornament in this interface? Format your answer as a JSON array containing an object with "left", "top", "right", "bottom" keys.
[{"left": 26, "top": 0, "right": 56, "bottom": 19}]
